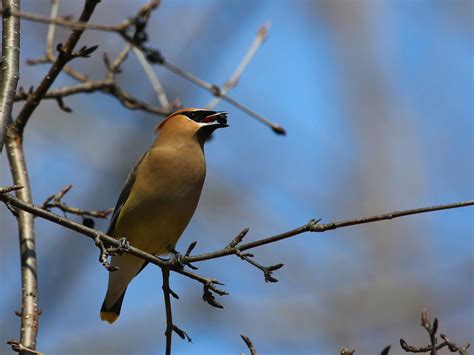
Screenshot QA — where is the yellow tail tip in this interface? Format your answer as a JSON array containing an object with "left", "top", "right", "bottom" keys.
[{"left": 101, "top": 311, "right": 119, "bottom": 324}]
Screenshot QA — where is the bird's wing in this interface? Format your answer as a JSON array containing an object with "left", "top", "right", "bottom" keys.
[{"left": 107, "top": 151, "right": 149, "bottom": 236}]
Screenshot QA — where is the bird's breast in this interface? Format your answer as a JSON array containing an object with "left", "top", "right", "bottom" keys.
[{"left": 114, "top": 144, "right": 206, "bottom": 254}]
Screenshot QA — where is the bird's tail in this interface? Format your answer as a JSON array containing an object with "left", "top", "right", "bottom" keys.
[{"left": 100, "top": 288, "right": 127, "bottom": 324}]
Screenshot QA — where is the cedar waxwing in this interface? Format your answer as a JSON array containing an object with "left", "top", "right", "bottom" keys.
[{"left": 100, "top": 108, "right": 228, "bottom": 323}]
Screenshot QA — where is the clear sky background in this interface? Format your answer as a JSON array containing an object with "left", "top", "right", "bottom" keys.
[{"left": 1, "top": 1, "right": 473, "bottom": 354}]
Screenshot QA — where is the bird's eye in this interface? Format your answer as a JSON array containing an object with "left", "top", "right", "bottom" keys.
[{"left": 183, "top": 110, "right": 214, "bottom": 122}]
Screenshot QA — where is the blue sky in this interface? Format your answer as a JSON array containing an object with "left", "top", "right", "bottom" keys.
[{"left": 1, "top": 1, "right": 473, "bottom": 354}]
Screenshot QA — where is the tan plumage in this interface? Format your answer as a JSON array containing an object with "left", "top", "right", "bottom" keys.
[{"left": 100, "top": 108, "right": 228, "bottom": 323}]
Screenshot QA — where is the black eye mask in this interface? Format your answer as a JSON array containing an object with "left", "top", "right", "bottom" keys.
[{"left": 182, "top": 111, "right": 227, "bottom": 125}]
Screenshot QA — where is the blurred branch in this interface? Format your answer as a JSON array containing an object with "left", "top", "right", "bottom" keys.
[
  {"left": 17, "top": 3, "right": 171, "bottom": 116},
  {"left": 27, "top": 0, "right": 88, "bottom": 82},
  {"left": 400, "top": 309, "right": 470, "bottom": 354},
  {"left": 0, "top": 4, "right": 136, "bottom": 32},
  {"left": 0, "top": 3, "right": 286, "bottom": 134},
  {"left": 241, "top": 335, "right": 257, "bottom": 355},
  {"left": 6, "top": 340, "right": 43, "bottom": 355},
  {"left": 207, "top": 22, "right": 270, "bottom": 109},
  {"left": 132, "top": 46, "right": 171, "bottom": 110},
  {"left": 41, "top": 185, "right": 113, "bottom": 219},
  {"left": 46, "top": 0, "right": 58, "bottom": 57},
  {"left": 12, "top": 0, "right": 101, "bottom": 136},
  {"left": 0, "top": 0, "right": 20, "bottom": 151},
  {"left": 14, "top": 78, "right": 170, "bottom": 115}
]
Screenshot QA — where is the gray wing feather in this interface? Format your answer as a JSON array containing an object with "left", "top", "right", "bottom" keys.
[{"left": 107, "top": 152, "right": 149, "bottom": 236}]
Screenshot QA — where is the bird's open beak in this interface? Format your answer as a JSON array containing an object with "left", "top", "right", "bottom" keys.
[{"left": 201, "top": 111, "right": 229, "bottom": 128}]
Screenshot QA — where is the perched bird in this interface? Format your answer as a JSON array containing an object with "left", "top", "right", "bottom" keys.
[{"left": 100, "top": 108, "right": 228, "bottom": 323}]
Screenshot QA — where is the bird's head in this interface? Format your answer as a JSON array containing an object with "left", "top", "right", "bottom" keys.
[{"left": 156, "top": 108, "right": 228, "bottom": 145}]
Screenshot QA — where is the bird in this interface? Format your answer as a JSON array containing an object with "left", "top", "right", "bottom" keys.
[{"left": 100, "top": 108, "right": 228, "bottom": 323}]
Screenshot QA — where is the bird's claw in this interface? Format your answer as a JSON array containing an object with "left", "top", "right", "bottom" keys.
[
  {"left": 167, "top": 247, "right": 185, "bottom": 269},
  {"left": 118, "top": 237, "right": 130, "bottom": 251}
]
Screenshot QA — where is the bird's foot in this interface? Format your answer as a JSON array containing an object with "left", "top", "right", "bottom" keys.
[
  {"left": 107, "top": 237, "right": 130, "bottom": 256},
  {"left": 118, "top": 237, "right": 130, "bottom": 251},
  {"left": 167, "top": 247, "right": 184, "bottom": 270}
]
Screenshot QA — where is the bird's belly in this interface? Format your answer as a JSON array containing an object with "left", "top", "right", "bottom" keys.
[{"left": 115, "top": 190, "right": 201, "bottom": 255}]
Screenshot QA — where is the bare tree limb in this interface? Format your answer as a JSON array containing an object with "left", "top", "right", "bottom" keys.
[
  {"left": 12, "top": 0, "right": 101, "bottom": 135},
  {"left": 45, "top": 0, "right": 59, "bottom": 58},
  {"left": 0, "top": 0, "right": 20, "bottom": 151},
  {"left": 207, "top": 22, "right": 270, "bottom": 109},
  {"left": 241, "top": 335, "right": 258, "bottom": 355},
  {"left": 0, "top": 5, "right": 130, "bottom": 32},
  {"left": 400, "top": 309, "right": 470, "bottom": 354},
  {"left": 132, "top": 46, "right": 170, "bottom": 109},
  {"left": 1, "top": 186, "right": 472, "bottom": 300},
  {"left": 0, "top": 188, "right": 226, "bottom": 297},
  {"left": 41, "top": 184, "right": 113, "bottom": 219},
  {"left": 6, "top": 340, "right": 43, "bottom": 355},
  {"left": 5, "top": 122, "right": 39, "bottom": 354},
  {"left": 184, "top": 200, "right": 474, "bottom": 264},
  {"left": 14, "top": 79, "right": 170, "bottom": 115},
  {"left": 162, "top": 267, "right": 173, "bottom": 355},
  {"left": 0, "top": 3, "right": 286, "bottom": 134},
  {"left": 3, "top": 3, "right": 100, "bottom": 353},
  {"left": 0, "top": 3, "right": 40, "bottom": 353}
]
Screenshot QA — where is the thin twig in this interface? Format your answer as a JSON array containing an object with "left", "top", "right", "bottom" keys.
[
  {"left": 1, "top": 4, "right": 286, "bottom": 134},
  {"left": 400, "top": 309, "right": 470, "bottom": 355},
  {"left": 105, "top": 45, "right": 131, "bottom": 79},
  {"left": 160, "top": 60, "right": 286, "bottom": 134},
  {"left": 41, "top": 185, "right": 113, "bottom": 219},
  {"left": 207, "top": 22, "right": 270, "bottom": 109},
  {"left": 184, "top": 200, "right": 474, "bottom": 263},
  {"left": 0, "top": 0, "right": 20, "bottom": 151},
  {"left": 27, "top": 55, "right": 90, "bottom": 82},
  {"left": 0, "top": 189, "right": 227, "bottom": 295},
  {"left": 132, "top": 46, "right": 170, "bottom": 109},
  {"left": 241, "top": 335, "right": 257, "bottom": 355},
  {"left": 46, "top": 0, "right": 59, "bottom": 58},
  {"left": 14, "top": 80, "right": 170, "bottom": 115},
  {"left": 162, "top": 267, "right": 173, "bottom": 355},
  {"left": 2, "top": 188, "right": 473, "bottom": 314},
  {"left": 6, "top": 340, "right": 44, "bottom": 355},
  {"left": 0, "top": 6, "right": 129, "bottom": 32},
  {"left": 13, "top": 0, "right": 101, "bottom": 135}
]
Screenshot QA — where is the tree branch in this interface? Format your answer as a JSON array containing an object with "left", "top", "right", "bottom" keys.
[
  {"left": 207, "top": 22, "right": 270, "bottom": 109},
  {"left": 14, "top": 79, "right": 170, "bottom": 115},
  {"left": 41, "top": 184, "right": 113, "bottom": 219},
  {"left": 0, "top": 0, "right": 20, "bottom": 151},
  {"left": 5, "top": 122, "right": 40, "bottom": 354},
  {"left": 400, "top": 309, "right": 470, "bottom": 354},
  {"left": 0, "top": 187, "right": 226, "bottom": 298},
  {"left": 0, "top": 3, "right": 286, "bottom": 134},
  {"left": 12, "top": 0, "right": 101, "bottom": 136},
  {"left": 241, "top": 335, "right": 258, "bottom": 355},
  {"left": 2, "top": 186, "right": 472, "bottom": 295},
  {"left": 132, "top": 46, "right": 171, "bottom": 110},
  {"left": 184, "top": 200, "right": 474, "bottom": 263},
  {"left": 162, "top": 267, "right": 173, "bottom": 355}
]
